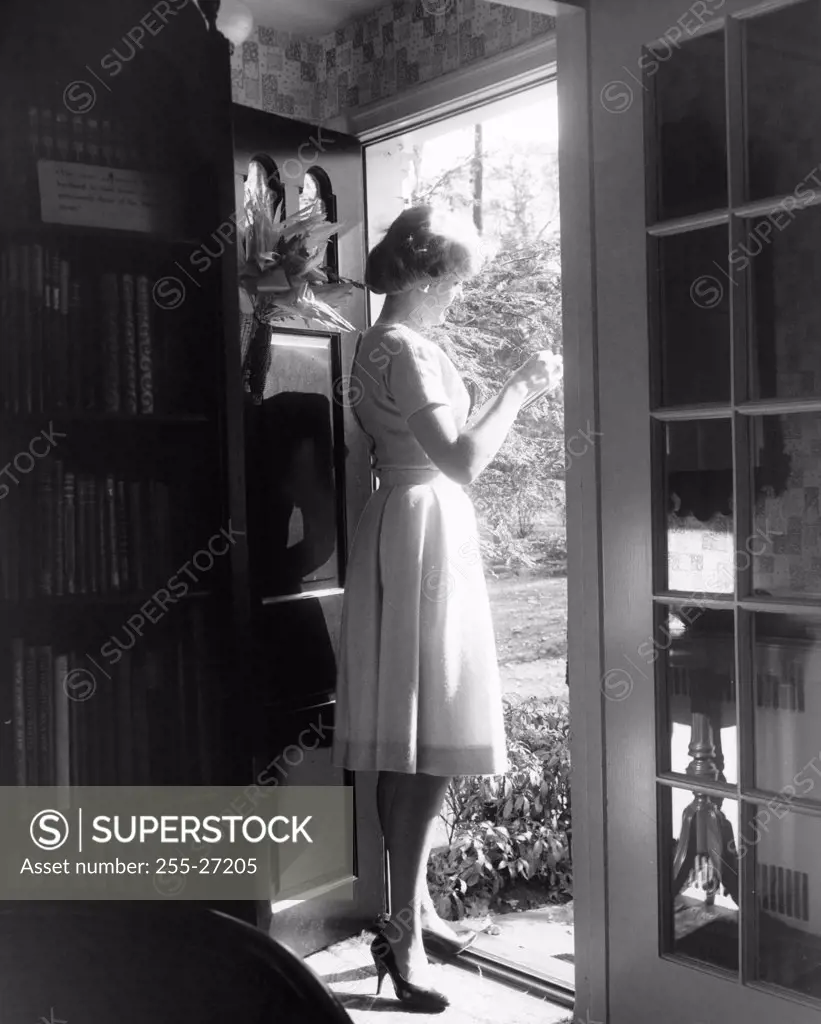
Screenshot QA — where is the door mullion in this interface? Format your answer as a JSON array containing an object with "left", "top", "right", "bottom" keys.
[{"left": 726, "top": 10, "right": 757, "bottom": 989}]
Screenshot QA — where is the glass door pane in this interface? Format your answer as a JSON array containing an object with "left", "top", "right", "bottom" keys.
[
  {"left": 745, "top": 2, "right": 821, "bottom": 203},
  {"left": 752, "top": 807, "right": 821, "bottom": 999},
  {"left": 648, "top": 1, "right": 821, "bottom": 1006}
]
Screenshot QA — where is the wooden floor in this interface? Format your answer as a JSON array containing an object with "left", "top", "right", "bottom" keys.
[{"left": 306, "top": 931, "right": 575, "bottom": 1024}]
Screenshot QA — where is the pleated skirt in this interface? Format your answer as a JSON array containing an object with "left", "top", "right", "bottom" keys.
[{"left": 332, "top": 469, "right": 508, "bottom": 777}]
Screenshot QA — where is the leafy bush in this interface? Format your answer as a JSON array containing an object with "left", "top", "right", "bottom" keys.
[{"left": 428, "top": 695, "right": 572, "bottom": 919}]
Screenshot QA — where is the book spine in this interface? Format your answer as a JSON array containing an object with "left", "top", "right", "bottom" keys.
[
  {"left": 112, "top": 118, "right": 128, "bottom": 169},
  {"left": 26, "top": 105, "right": 40, "bottom": 217},
  {"left": 46, "top": 250, "right": 58, "bottom": 412},
  {"left": 68, "top": 276, "right": 83, "bottom": 412},
  {"left": 10, "top": 100, "right": 26, "bottom": 208},
  {"left": 96, "top": 477, "right": 108, "bottom": 595},
  {"left": 36, "top": 645, "right": 54, "bottom": 785},
  {"left": 57, "top": 256, "right": 70, "bottom": 410},
  {"left": 68, "top": 652, "right": 84, "bottom": 786},
  {"left": 0, "top": 490, "right": 8, "bottom": 599},
  {"left": 5, "top": 477, "right": 20, "bottom": 600},
  {"left": 101, "top": 273, "right": 120, "bottom": 413},
  {"left": 0, "top": 640, "right": 14, "bottom": 784},
  {"left": 11, "top": 638, "right": 26, "bottom": 785},
  {"left": 53, "top": 459, "right": 65, "bottom": 597},
  {"left": 21, "top": 471, "right": 36, "bottom": 600},
  {"left": 86, "top": 475, "right": 98, "bottom": 598},
  {"left": 85, "top": 115, "right": 100, "bottom": 165},
  {"left": 64, "top": 470, "right": 76, "bottom": 595},
  {"left": 136, "top": 275, "right": 155, "bottom": 414},
  {"left": 76, "top": 476, "right": 89, "bottom": 596},
  {"left": 192, "top": 606, "right": 212, "bottom": 785},
  {"left": 19, "top": 243, "right": 32, "bottom": 414},
  {"left": 53, "top": 652, "right": 70, "bottom": 789},
  {"left": 0, "top": 246, "right": 8, "bottom": 413},
  {"left": 144, "top": 648, "right": 166, "bottom": 784},
  {"left": 54, "top": 109, "right": 71, "bottom": 162},
  {"left": 7, "top": 244, "right": 20, "bottom": 415},
  {"left": 176, "top": 626, "right": 198, "bottom": 783},
  {"left": 115, "top": 477, "right": 130, "bottom": 592},
  {"left": 100, "top": 119, "right": 114, "bottom": 167},
  {"left": 151, "top": 480, "right": 173, "bottom": 581},
  {"left": 127, "top": 481, "right": 144, "bottom": 592},
  {"left": 23, "top": 644, "right": 38, "bottom": 785},
  {"left": 38, "top": 104, "right": 55, "bottom": 161},
  {"left": 121, "top": 274, "right": 138, "bottom": 415},
  {"left": 31, "top": 245, "right": 45, "bottom": 413},
  {"left": 36, "top": 461, "right": 54, "bottom": 596},
  {"left": 116, "top": 652, "right": 133, "bottom": 784},
  {"left": 69, "top": 113, "right": 85, "bottom": 163},
  {"left": 132, "top": 650, "right": 151, "bottom": 784},
  {"left": 105, "top": 474, "right": 120, "bottom": 591}
]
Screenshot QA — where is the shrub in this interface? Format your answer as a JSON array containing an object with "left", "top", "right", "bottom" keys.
[{"left": 428, "top": 695, "right": 572, "bottom": 919}]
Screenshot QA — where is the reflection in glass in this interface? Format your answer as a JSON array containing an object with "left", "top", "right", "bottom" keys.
[
  {"left": 657, "top": 228, "right": 730, "bottom": 406},
  {"left": 750, "top": 414, "right": 811, "bottom": 599},
  {"left": 662, "top": 785, "right": 739, "bottom": 973},
  {"left": 245, "top": 157, "right": 284, "bottom": 223},
  {"left": 298, "top": 171, "right": 334, "bottom": 273},
  {"left": 745, "top": 1, "right": 821, "bottom": 202},
  {"left": 752, "top": 806, "right": 821, "bottom": 1000},
  {"left": 246, "top": 332, "right": 340, "bottom": 598},
  {"left": 653, "top": 30, "right": 727, "bottom": 220},
  {"left": 664, "top": 420, "right": 734, "bottom": 594},
  {"left": 753, "top": 613, "right": 821, "bottom": 798},
  {"left": 661, "top": 607, "right": 737, "bottom": 784},
  {"left": 299, "top": 172, "right": 321, "bottom": 212},
  {"left": 750, "top": 205, "right": 821, "bottom": 401}
]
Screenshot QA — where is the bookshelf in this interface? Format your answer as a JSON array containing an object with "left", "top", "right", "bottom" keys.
[{"left": 0, "top": 3, "right": 250, "bottom": 793}]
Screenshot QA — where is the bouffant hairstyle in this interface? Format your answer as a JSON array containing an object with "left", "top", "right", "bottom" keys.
[{"left": 365, "top": 205, "right": 482, "bottom": 295}]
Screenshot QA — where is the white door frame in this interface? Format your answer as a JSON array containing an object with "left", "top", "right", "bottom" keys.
[{"left": 329, "top": 10, "right": 609, "bottom": 1022}]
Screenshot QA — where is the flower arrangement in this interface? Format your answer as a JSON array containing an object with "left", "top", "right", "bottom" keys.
[
  {"left": 238, "top": 165, "right": 363, "bottom": 334},
  {"left": 237, "top": 163, "right": 364, "bottom": 402}
]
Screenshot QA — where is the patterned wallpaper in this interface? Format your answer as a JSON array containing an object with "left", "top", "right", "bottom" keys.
[
  {"left": 668, "top": 419, "right": 821, "bottom": 601},
  {"left": 230, "top": 0, "right": 555, "bottom": 123}
]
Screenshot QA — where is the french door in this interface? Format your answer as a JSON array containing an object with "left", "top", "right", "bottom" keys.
[{"left": 588, "top": 0, "right": 821, "bottom": 1020}]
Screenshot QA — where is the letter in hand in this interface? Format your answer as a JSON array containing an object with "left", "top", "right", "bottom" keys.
[{"left": 519, "top": 351, "right": 563, "bottom": 410}]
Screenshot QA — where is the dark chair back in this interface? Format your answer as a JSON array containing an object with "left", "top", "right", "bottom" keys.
[{"left": 0, "top": 903, "right": 352, "bottom": 1024}]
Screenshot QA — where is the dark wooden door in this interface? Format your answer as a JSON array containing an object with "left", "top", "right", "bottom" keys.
[
  {"left": 232, "top": 105, "right": 383, "bottom": 955},
  {"left": 587, "top": 0, "right": 821, "bottom": 1020}
]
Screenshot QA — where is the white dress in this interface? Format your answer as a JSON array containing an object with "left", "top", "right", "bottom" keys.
[{"left": 332, "top": 322, "right": 508, "bottom": 777}]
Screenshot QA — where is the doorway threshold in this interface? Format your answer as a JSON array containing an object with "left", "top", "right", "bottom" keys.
[
  {"left": 468, "top": 902, "right": 575, "bottom": 994},
  {"left": 458, "top": 946, "right": 574, "bottom": 1006},
  {"left": 306, "top": 931, "right": 575, "bottom": 1024}
]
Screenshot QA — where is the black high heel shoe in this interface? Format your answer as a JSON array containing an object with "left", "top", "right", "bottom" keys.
[{"left": 370, "top": 931, "right": 449, "bottom": 1013}]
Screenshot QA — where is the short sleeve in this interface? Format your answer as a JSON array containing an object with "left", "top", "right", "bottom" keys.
[{"left": 385, "top": 333, "right": 451, "bottom": 420}]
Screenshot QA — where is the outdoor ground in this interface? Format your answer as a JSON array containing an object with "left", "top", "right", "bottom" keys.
[
  {"left": 306, "top": 931, "right": 575, "bottom": 1024},
  {"left": 488, "top": 571, "right": 568, "bottom": 701}
]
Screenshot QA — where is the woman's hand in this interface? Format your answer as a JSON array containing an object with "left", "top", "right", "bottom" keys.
[
  {"left": 406, "top": 350, "right": 563, "bottom": 486},
  {"left": 505, "top": 351, "right": 562, "bottom": 405}
]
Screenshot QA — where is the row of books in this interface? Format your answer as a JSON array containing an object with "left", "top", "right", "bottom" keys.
[
  {"left": 25, "top": 107, "right": 159, "bottom": 171},
  {"left": 0, "top": 461, "right": 175, "bottom": 601},
  {"left": 2, "top": 97, "right": 179, "bottom": 223},
  {"left": 2, "top": 102, "right": 167, "bottom": 187},
  {"left": 0, "top": 610, "right": 216, "bottom": 786},
  {"left": 0, "top": 243, "right": 172, "bottom": 416}
]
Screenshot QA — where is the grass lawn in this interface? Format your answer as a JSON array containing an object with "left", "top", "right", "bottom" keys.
[{"left": 487, "top": 570, "right": 568, "bottom": 702}]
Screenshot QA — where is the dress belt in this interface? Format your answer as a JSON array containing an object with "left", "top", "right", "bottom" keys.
[{"left": 376, "top": 467, "right": 442, "bottom": 486}]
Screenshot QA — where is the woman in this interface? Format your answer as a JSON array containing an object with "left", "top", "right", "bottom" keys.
[{"left": 332, "top": 205, "right": 559, "bottom": 1012}]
